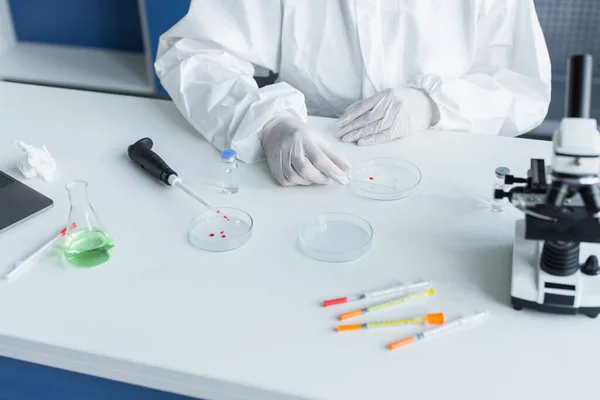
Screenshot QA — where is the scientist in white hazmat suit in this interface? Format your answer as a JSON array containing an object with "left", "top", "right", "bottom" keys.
[{"left": 155, "top": 0, "right": 551, "bottom": 187}]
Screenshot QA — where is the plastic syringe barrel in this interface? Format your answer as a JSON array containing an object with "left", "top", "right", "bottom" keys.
[
  {"left": 128, "top": 137, "right": 177, "bottom": 185},
  {"left": 565, "top": 54, "right": 594, "bottom": 119}
]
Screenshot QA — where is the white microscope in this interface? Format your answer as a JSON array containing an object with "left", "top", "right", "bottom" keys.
[{"left": 494, "top": 54, "right": 600, "bottom": 317}]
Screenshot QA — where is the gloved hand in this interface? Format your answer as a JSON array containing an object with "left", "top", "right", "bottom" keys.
[
  {"left": 261, "top": 111, "right": 351, "bottom": 186},
  {"left": 336, "top": 88, "right": 437, "bottom": 145}
]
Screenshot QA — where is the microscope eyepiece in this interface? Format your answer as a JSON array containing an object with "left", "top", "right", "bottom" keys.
[{"left": 566, "top": 54, "right": 593, "bottom": 119}]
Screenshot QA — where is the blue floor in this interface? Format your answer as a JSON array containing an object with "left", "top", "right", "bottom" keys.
[{"left": 0, "top": 356, "right": 199, "bottom": 400}]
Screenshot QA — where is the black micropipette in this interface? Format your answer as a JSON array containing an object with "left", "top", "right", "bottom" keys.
[{"left": 127, "top": 137, "right": 211, "bottom": 208}]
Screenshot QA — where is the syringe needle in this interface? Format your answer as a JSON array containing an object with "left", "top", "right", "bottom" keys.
[
  {"left": 323, "top": 280, "right": 431, "bottom": 307},
  {"left": 4, "top": 223, "right": 76, "bottom": 281},
  {"left": 388, "top": 311, "right": 489, "bottom": 350},
  {"left": 339, "top": 288, "right": 435, "bottom": 320},
  {"left": 336, "top": 313, "right": 445, "bottom": 332}
]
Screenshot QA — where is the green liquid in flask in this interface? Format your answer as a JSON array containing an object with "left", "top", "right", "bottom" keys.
[{"left": 63, "top": 228, "right": 114, "bottom": 267}]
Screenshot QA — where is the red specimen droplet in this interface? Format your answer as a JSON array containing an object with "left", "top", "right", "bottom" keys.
[
  {"left": 209, "top": 233, "right": 215, "bottom": 237},
  {"left": 220, "top": 231, "right": 224, "bottom": 234},
  {"left": 221, "top": 235, "right": 227, "bottom": 238},
  {"left": 369, "top": 177, "right": 374, "bottom": 180},
  {"left": 216, "top": 210, "right": 221, "bottom": 214},
  {"left": 224, "top": 215, "right": 230, "bottom": 221}
]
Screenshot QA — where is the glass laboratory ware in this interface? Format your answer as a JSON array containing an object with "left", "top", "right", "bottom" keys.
[
  {"left": 188, "top": 207, "right": 253, "bottom": 252},
  {"left": 491, "top": 167, "right": 510, "bottom": 212},
  {"left": 220, "top": 149, "right": 240, "bottom": 194},
  {"left": 348, "top": 158, "right": 422, "bottom": 201},
  {"left": 298, "top": 213, "right": 373, "bottom": 262},
  {"left": 63, "top": 181, "right": 114, "bottom": 267}
]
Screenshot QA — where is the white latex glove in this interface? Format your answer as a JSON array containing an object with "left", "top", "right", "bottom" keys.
[
  {"left": 336, "top": 88, "right": 437, "bottom": 145},
  {"left": 261, "top": 111, "right": 351, "bottom": 186}
]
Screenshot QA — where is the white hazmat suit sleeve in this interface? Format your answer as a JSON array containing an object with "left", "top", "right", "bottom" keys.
[
  {"left": 154, "top": 0, "right": 307, "bottom": 164},
  {"left": 409, "top": 0, "right": 551, "bottom": 136}
]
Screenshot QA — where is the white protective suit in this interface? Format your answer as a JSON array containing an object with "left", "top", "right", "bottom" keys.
[{"left": 155, "top": 0, "right": 551, "bottom": 163}]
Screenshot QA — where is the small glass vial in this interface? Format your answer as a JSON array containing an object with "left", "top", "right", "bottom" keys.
[
  {"left": 491, "top": 167, "right": 510, "bottom": 212},
  {"left": 220, "top": 149, "right": 240, "bottom": 194}
]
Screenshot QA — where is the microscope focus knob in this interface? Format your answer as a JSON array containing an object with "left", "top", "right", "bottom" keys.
[{"left": 581, "top": 255, "right": 600, "bottom": 276}]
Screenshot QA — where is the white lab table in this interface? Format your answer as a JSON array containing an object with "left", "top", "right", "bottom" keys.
[{"left": 0, "top": 82, "right": 598, "bottom": 400}]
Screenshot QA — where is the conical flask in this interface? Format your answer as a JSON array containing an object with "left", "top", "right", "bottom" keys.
[{"left": 63, "top": 180, "right": 114, "bottom": 267}]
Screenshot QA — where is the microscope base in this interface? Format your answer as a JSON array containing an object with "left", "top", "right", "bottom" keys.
[
  {"left": 510, "top": 220, "right": 600, "bottom": 318},
  {"left": 511, "top": 296, "right": 600, "bottom": 317}
]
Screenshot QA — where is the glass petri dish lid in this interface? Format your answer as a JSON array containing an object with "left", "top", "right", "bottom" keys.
[
  {"left": 348, "top": 157, "right": 422, "bottom": 201},
  {"left": 298, "top": 213, "right": 373, "bottom": 263},
  {"left": 188, "top": 207, "right": 253, "bottom": 252}
]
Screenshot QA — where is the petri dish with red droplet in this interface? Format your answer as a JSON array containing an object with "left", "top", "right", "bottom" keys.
[
  {"left": 348, "top": 158, "right": 421, "bottom": 201},
  {"left": 188, "top": 207, "right": 253, "bottom": 252}
]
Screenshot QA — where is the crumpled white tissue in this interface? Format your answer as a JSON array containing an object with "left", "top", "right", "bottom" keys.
[{"left": 13, "top": 141, "right": 57, "bottom": 181}]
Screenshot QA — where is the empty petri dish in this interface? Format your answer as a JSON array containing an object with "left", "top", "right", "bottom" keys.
[
  {"left": 349, "top": 158, "right": 422, "bottom": 201},
  {"left": 188, "top": 207, "right": 253, "bottom": 252},
  {"left": 298, "top": 213, "right": 373, "bottom": 262}
]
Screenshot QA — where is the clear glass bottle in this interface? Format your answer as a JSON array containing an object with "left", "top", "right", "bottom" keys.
[
  {"left": 220, "top": 149, "right": 240, "bottom": 194},
  {"left": 491, "top": 167, "right": 510, "bottom": 212},
  {"left": 63, "top": 181, "right": 114, "bottom": 267}
]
